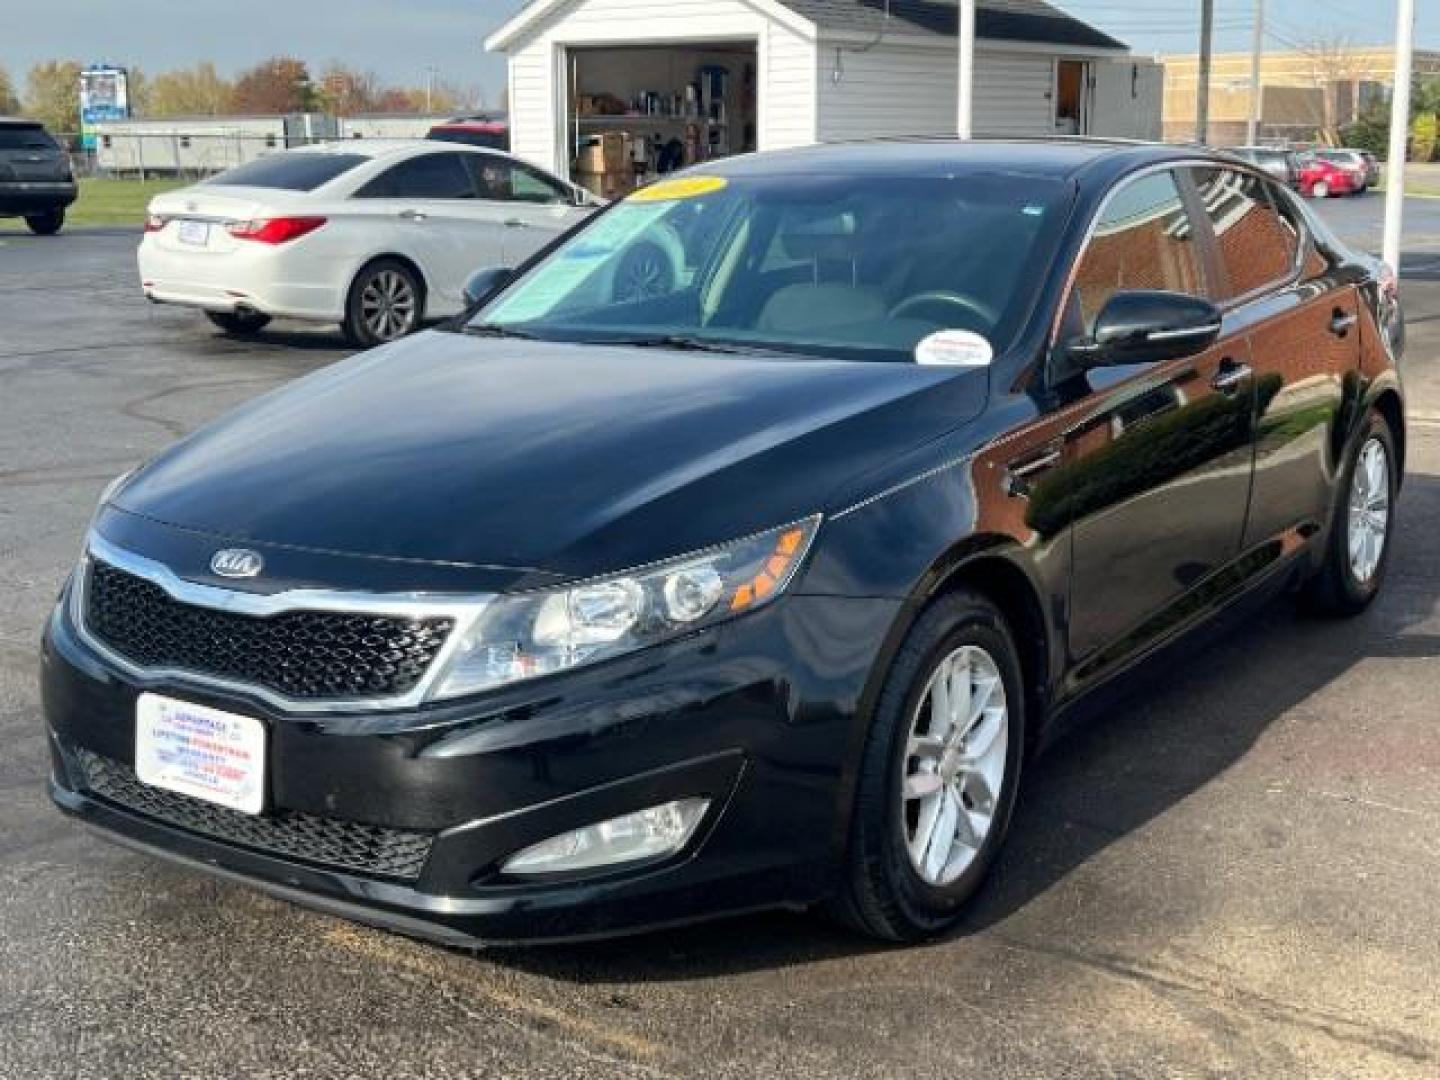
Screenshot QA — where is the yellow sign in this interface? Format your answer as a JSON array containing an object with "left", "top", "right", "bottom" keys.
[{"left": 629, "top": 176, "right": 729, "bottom": 203}]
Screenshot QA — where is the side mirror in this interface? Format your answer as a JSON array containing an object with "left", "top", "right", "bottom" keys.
[
  {"left": 1063, "top": 290, "right": 1222, "bottom": 373},
  {"left": 462, "top": 265, "right": 514, "bottom": 308}
]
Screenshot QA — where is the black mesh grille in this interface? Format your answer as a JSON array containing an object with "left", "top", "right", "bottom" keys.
[
  {"left": 77, "top": 749, "right": 434, "bottom": 882},
  {"left": 84, "top": 560, "right": 453, "bottom": 700}
]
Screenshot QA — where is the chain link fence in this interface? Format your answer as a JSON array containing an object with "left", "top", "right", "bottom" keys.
[{"left": 58, "top": 131, "right": 349, "bottom": 182}]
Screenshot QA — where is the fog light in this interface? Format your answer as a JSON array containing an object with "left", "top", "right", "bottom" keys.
[{"left": 501, "top": 798, "right": 710, "bottom": 876}]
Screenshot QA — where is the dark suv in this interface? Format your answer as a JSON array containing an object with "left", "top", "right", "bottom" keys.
[{"left": 0, "top": 118, "right": 77, "bottom": 235}]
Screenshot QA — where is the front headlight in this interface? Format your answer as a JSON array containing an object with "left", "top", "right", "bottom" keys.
[{"left": 428, "top": 516, "right": 820, "bottom": 700}]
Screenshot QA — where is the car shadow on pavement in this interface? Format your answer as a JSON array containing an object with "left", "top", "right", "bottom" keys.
[{"left": 491, "top": 473, "right": 1440, "bottom": 983}]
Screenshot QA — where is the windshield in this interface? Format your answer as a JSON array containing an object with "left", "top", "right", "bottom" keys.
[{"left": 472, "top": 170, "right": 1072, "bottom": 362}]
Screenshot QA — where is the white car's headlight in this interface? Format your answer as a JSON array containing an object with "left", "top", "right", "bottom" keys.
[{"left": 428, "top": 516, "right": 820, "bottom": 701}]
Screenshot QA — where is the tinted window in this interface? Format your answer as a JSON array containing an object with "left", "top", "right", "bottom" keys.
[
  {"left": 356, "top": 153, "right": 476, "bottom": 199},
  {"left": 0, "top": 125, "right": 59, "bottom": 151},
  {"left": 1072, "top": 170, "right": 1205, "bottom": 332},
  {"left": 1192, "top": 168, "right": 1298, "bottom": 299},
  {"left": 205, "top": 153, "right": 368, "bottom": 191},
  {"left": 466, "top": 157, "right": 569, "bottom": 204}
]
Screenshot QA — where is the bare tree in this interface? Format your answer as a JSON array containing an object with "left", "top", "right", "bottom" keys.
[{"left": 1296, "top": 34, "right": 1378, "bottom": 144}]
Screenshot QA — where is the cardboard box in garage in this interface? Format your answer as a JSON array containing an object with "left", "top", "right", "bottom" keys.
[
  {"left": 578, "top": 131, "right": 630, "bottom": 174},
  {"left": 576, "top": 170, "right": 629, "bottom": 201}
]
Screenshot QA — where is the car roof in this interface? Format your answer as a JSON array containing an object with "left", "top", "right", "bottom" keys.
[
  {"left": 288, "top": 138, "right": 513, "bottom": 162},
  {"left": 701, "top": 138, "right": 1225, "bottom": 184},
  {"left": 0, "top": 117, "right": 47, "bottom": 128}
]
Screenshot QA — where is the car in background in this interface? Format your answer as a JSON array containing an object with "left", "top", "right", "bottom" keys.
[
  {"left": 0, "top": 118, "right": 77, "bottom": 235},
  {"left": 1296, "top": 152, "right": 1361, "bottom": 199},
  {"left": 138, "top": 140, "right": 597, "bottom": 346},
  {"left": 427, "top": 116, "right": 511, "bottom": 153},
  {"left": 1314, "top": 148, "right": 1380, "bottom": 192},
  {"left": 1223, "top": 146, "right": 1301, "bottom": 189}
]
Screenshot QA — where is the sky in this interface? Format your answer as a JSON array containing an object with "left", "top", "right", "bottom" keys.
[{"left": 3, "top": 0, "right": 1436, "bottom": 105}]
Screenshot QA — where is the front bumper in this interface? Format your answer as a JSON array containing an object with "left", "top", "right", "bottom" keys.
[{"left": 42, "top": 577, "right": 900, "bottom": 944}]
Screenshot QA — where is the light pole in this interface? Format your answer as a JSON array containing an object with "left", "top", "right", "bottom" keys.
[
  {"left": 1247, "top": 0, "right": 1265, "bottom": 145},
  {"left": 957, "top": 0, "right": 976, "bottom": 138},
  {"left": 1197, "top": 0, "right": 1215, "bottom": 144},
  {"left": 1383, "top": 0, "right": 1416, "bottom": 277}
]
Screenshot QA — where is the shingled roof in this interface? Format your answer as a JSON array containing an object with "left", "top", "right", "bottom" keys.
[{"left": 779, "top": 0, "right": 1128, "bottom": 52}]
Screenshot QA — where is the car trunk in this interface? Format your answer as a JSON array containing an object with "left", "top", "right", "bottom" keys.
[{"left": 146, "top": 186, "right": 303, "bottom": 256}]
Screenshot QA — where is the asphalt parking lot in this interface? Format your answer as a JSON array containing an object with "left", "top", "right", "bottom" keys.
[{"left": 2, "top": 200, "right": 1438, "bottom": 1079}]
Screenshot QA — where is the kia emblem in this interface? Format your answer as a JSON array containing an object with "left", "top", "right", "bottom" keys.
[{"left": 210, "top": 548, "right": 264, "bottom": 579}]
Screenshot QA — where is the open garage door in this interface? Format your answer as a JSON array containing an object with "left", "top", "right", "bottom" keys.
[{"left": 564, "top": 42, "right": 758, "bottom": 199}]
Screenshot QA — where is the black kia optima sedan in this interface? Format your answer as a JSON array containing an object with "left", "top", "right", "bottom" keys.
[{"left": 43, "top": 141, "right": 1406, "bottom": 944}]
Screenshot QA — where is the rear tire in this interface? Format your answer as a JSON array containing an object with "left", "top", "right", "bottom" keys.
[
  {"left": 205, "top": 309, "right": 272, "bottom": 336},
  {"left": 25, "top": 209, "right": 64, "bottom": 235},
  {"left": 343, "top": 258, "right": 423, "bottom": 348},
  {"left": 1301, "top": 410, "right": 1397, "bottom": 617},
  {"left": 831, "top": 590, "right": 1025, "bottom": 942},
  {"left": 1312, "top": 180, "right": 1331, "bottom": 199}
]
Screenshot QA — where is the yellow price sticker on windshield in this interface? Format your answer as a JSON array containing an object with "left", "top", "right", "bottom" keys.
[{"left": 629, "top": 176, "right": 728, "bottom": 203}]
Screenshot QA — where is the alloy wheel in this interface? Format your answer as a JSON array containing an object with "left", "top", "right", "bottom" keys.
[
  {"left": 1348, "top": 436, "right": 1391, "bottom": 584},
  {"left": 901, "top": 644, "right": 1010, "bottom": 886},
  {"left": 360, "top": 270, "right": 418, "bottom": 341}
]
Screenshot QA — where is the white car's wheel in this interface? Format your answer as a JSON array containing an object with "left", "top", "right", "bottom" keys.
[
  {"left": 1312, "top": 180, "right": 1331, "bottom": 199},
  {"left": 344, "top": 259, "right": 423, "bottom": 348}
]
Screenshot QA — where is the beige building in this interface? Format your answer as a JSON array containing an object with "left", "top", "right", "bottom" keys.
[{"left": 1162, "top": 47, "right": 1440, "bottom": 146}]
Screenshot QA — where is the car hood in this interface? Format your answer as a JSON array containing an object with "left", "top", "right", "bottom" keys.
[{"left": 113, "top": 331, "right": 988, "bottom": 580}]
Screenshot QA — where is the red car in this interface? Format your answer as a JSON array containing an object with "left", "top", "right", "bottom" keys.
[{"left": 1297, "top": 154, "right": 1361, "bottom": 199}]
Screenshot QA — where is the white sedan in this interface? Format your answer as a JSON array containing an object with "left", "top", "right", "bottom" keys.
[{"left": 139, "top": 141, "right": 601, "bottom": 346}]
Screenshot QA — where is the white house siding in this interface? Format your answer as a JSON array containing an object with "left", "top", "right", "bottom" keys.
[
  {"left": 1089, "top": 58, "right": 1164, "bottom": 141},
  {"left": 816, "top": 39, "right": 957, "bottom": 141},
  {"left": 972, "top": 51, "right": 1057, "bottom": 137},
  {"left": 500, "top": 0, "right": 817, "bottom": 176},
  {"left": 817, "top": 42, "right": 1079, "bottom": 142}
]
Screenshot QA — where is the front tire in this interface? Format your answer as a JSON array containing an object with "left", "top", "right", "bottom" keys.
[
  {"left": 343, "top": 258, "right": 423, "bottom": 348},
  {"left": 25, "top": 208, "right": 64, "bottom": 235},
  {"left": 205, "top": 309, "right": 272, "bottom": 336},
  {"left": 834, "top": 590, "right": 1025, "bottom": 942},
  {"left": 1302, "top": 410, "right": 1397, "bottom": 616}
]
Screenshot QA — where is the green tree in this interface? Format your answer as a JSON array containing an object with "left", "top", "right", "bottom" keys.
[
  {"left": 24, "top": 60, "right": 82, "bottom": 138},
  {"left": 0, "top": 66, "right": 20, "bottom": 114},
  {"left": 147, "top": 62, "right": 232, "bottom": 117},
  {"left": 1340, "top": 108, "right": 1390, "bottom": 158},
  {"left": 1410, "top": 112, "right": 1438, "bottom": 164}
]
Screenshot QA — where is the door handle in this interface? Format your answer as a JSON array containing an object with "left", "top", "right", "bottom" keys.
[
  {"left": 398, "top": 209, "right": 426, "bottom": 222},
  {"left": 504, "top": 218, "right": 529, "bottom": 229},
  {"left": 1330, "top": 310, "right": 1358, "bottom": 337},
  {"left": 1210, "top": 360, "right": 1253, "bottom": 393}
]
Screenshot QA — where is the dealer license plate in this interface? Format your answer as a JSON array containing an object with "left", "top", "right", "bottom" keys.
[
  {"left": 176, "top": 219, "right": 210, "bottom": 246},
  {"left": 135, "top": 693, "right": 265, "bottom": 815}
]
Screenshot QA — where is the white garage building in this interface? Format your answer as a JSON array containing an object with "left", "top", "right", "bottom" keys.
[{"left": 486, "top": 0, "right": 1162, "bottom": 185}]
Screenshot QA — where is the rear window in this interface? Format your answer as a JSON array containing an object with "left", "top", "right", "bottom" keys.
[
  {"left": 0, "top": 125, "right": 59, "bottom": 151},
  {"left": 203, "top": 153, "right": 369, "bottom": 191}
]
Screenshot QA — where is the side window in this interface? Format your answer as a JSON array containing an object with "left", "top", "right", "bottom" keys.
[
  {"left": 354, "top": 153, "right": 476, "bottom": 200},
  {"left": 467, "top": 158, "right": 570, "bottom": 204},
  {"left": 1191, "top": 167, "right": 1299, "bottom": 299},
  {"left": 1071, "top": 170, "right": 1205, "bottom": 333}
]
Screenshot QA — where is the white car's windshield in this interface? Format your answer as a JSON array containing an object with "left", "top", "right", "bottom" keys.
[{"left": 470, "top": 171, "right": 1072, "bottom": 362}]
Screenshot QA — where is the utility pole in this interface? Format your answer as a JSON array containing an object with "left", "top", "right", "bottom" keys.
[
  {"left": 1383, "top": 0, "right": 1416, "bottom": 276},
  {"left": 958, "top": 0, "right": 976, "bottom": 138},
  {"left": 424, "top": 66, "right": 438, "bottom": 113},
  {"left": 1197, "top": 0, "right": 1215, "bottom": 144},
  {"left": 1247, "top": 0, "right": 1265, "bottom": 144}
]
